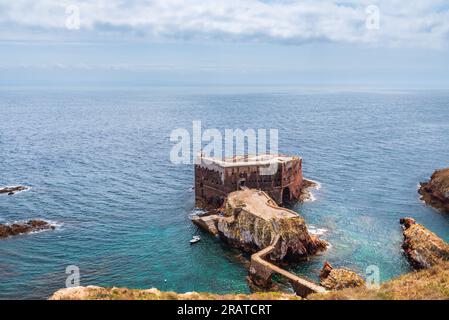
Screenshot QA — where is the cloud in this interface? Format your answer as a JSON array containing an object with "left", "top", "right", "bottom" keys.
[{"left": 0, "top": 0, "right": 448, "bottom": 48}]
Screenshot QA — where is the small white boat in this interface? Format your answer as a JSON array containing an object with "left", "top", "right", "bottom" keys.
[{"left": 190, "top": 235, "right": 201, "bottom": 244}]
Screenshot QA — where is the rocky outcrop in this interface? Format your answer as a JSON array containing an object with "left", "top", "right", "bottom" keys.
[
  {"left": 0, "top": 185, "right": 30, "bottom": 195},
  {"left": 298, "top": 179, "right": 319, "bottom": 202},
  {"left": 419, "top": 168, "right": 449, "bottom": 213},
  {"left": 310, "top": 261, "right": 449, "bottom": 300},
  {"left": 206, "top": 189, "right": 327, "bottom": 262},
  {"left": 400, "top": 217, "right": 449, "bottom": 269},
  {"left": 0, "top": 220, "right": 55, "bottom": 238},
  {"left": 319, "top": 261, "right": 365, "bottom": 290},
  {"left": 49, "top": 286, "right": 300, "bottom": 300}
]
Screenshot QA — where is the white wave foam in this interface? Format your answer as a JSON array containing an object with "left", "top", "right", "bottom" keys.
[
  {"left": 303, "top": 179, "right": 321, "bottom": 202},
  {"left": 307, "top": 179, "right": 322, "bottom": 190},
  {"left": 308, "top": 225, "right": 328, "bottom": 236},
  {"left": 304, "top": 193, "right": 316, "bottom": 203},
  {"left": 188, "top": 208, "right": 207, "bottom": 219}
]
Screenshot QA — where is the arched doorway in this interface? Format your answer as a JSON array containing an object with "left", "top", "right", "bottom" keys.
[{"left": 282, "top": 187, "right": 291, "bottom": 205}]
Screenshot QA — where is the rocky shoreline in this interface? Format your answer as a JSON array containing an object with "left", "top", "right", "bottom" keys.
[
  {"left": 418, "top": 168, "right": 449, "bottom": 213},
  {"left": 298, "top": 179, "right": 319, "bottom": 202},
  {"left": 0, "top": 220, "right": 55, "bottom": 239},
  {"left": 400, "top": 217, "right": 449, "bottom": 269},
  {"left": 319, "top": 262, "right": 365, "bottom": 291}
]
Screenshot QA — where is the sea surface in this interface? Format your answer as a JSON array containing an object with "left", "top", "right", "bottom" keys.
[{"left": 1, "top": 87, "right": 449, "bottom": 299}]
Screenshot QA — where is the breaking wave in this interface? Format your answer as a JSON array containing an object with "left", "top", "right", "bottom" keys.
[{"left": 308, "top": 225, "right": 328, "bottom": 236}]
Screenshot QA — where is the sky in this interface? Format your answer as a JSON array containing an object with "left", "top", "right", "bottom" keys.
[{"left": 0, "top": 0, "right": 448, "bottom": 88}]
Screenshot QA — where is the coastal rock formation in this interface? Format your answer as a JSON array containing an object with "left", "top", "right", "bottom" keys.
[
  {"left": 49, "top": 286, "right": 301, "bottom": 300},
  {"left": 400, "top": 217, "right": 449, "bottom": 269},
  {"left": 298, "top": 179, "right": 319, "bottom": 202},
  {"left": 418, "top": 168, "right": 449, "bottom": 213},
  {"left": 319, "top": 262, "right": 365, "bottom": 290},
  {"left": 0, "top": 220, "right": 55, "bottom": 238},
  {"left": 194, "top": 189, "right": 327, "bottom": 262},
  {"left": 0, "top": 185, "right": 30, "bottom": 195},
  {"left": 310, "top": 261, "right": 449, "bottom": 300}
]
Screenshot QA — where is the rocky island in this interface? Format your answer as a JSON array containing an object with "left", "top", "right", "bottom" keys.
[
  {"left": 0, "top": 220, "right": 55, "bottom": 238},
  {"left": 418, "top": 168, "right": 449, "bottom": 213},
  {"left": 194, "top": 189, "right": 327, "bottom": 261},
  {"left": 0, "top": 185, "right": 31, "bottom": 196},
  {"left": 193, "top": 189, "right": 327, "bottom": 296}
]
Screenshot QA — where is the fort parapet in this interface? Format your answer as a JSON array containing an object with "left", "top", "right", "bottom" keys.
[{"left": 195, "top": 154, "right": 303, "bottom": 209}]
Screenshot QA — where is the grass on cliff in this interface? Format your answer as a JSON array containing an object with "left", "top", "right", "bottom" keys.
[
  {"left": 52, "top": 262, "right": 449, "bottom": 300},
  {"left": 310, "top": 262, "right": 449, "bottom": 300},
  {"left": 96, "top": 290, "right": 302, "bottom": 300},
  {"left": 52, "top": 286, "right": 301, "bottom": 300}
]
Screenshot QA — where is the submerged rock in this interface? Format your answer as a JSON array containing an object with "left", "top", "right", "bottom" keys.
[
  {"left": 400, "top": 217, "right": 449, "bottom": 269},
  {"left": 418, "top": 168, "right": 449, "bottom": 213},
  {"left": 0, "top": 185, "right": 31, "bottom": 195},
  {"left": 0, "top": 220, "right": 55, "bottom": 238},
  {"left": 319, "top": 261, "right": 365, "bottom": 290},
  {"left": 194, "top": 189, "right": 327, "bottom": 262}
]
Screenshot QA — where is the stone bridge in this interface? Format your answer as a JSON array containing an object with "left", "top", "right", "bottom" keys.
[{"left": 248, "top": 235, "right": 327, "bottom": 298}]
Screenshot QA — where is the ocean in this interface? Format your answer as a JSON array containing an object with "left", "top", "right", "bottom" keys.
[{"left": 1, "top": 87, "right": 449, "bottom": 299}]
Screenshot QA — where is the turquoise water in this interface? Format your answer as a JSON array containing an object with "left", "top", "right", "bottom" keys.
[{"left": 1, "top": 87, "right": 449, "bottom": 299}]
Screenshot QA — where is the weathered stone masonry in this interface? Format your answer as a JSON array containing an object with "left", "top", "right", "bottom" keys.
[{"left": 195, "top": 154, "right": 304, "bottom": 209}]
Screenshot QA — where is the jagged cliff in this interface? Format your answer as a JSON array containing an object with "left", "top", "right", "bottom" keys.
[
  {"left": 319, "top": 262, "right": 365, "bottom": 290},
  {"left": 198, "top": 189, "right": 327, "bottom": 262},
  {"left": 400, "top": 217, "right": 449, "bottom": 269},
  {"left": 310, "top": 261, "right": 449, "bottom": 300},
  {"left": 419, "top": 168, "right": 449, "bottom": 213}
]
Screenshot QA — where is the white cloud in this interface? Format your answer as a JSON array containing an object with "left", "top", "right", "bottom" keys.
[{"left": 0, "top": 0, "right": 448, "bottom": 48}]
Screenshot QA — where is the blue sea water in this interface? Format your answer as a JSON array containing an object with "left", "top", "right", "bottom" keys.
[{"left": 1, "top": 87, "right": 449, "bottom": 299}]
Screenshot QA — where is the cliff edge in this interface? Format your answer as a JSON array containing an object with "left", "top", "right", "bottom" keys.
[
  {"left": 419, "top": 168, "right": 449, "bottom": 213},
  {"left": 319, "top": 262, "right": 365, "bottom": 290},
  {"left": 400, "top": 217, "right": 449, "bottom": 269},
  {"left": 49, "top": 286, "right": 300, "bottom": 300}
]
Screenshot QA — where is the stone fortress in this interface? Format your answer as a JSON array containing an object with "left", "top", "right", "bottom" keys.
[
  {"left": 192, "top": 154, "right": 328, "bottom": 296},
  {"left": 194, "top": 154, "right": 304, "bottom": 209}
]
